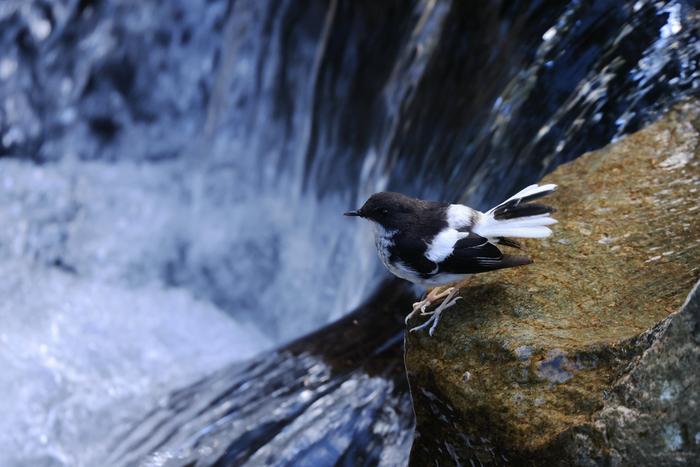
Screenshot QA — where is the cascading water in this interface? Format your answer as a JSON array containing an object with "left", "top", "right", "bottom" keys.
[{"left": 0, "top": 0, "right": 699, "bottom": 465}]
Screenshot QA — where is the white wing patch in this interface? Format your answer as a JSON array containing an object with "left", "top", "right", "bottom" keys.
[
  {"left": 427, "top": 205, "right": 479, "bottom": 263},
  {"left": 446, "top": 204, "right": 477, "bottom": 229},
  {"left": 425, "top": 228, "right": 468, "bottom": 263}
]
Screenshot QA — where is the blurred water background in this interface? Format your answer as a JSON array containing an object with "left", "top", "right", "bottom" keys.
[{"left": 0, "top": 0, "right": 699, "bottom": 465}]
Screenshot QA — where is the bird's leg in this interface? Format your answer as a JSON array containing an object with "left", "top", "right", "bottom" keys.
[
  {"left": 409, "top": 287, "right": 462, "bottom": 336},
  {"left": 405, "top": 286, "right": 455, "bottom": 324}
]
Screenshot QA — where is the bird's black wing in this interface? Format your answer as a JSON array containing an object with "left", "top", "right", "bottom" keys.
[
  {"left": 390, "top": 234, "right": 440, "bottom": 278},
  {"left": 439, "top": 232, "right": 531, "bottom": 274}
]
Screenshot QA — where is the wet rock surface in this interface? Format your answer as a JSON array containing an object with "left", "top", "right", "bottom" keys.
[
  {"left": 405, "top": 101, "right": 700, "bottom": 466},
  {"left": 106, "top": 279, "right": 416, "bottom": 466}
]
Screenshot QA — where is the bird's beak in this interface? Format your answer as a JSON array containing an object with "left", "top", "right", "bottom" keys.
[{"left": 344, "top": 209, "right": 362, "bottom": 217}]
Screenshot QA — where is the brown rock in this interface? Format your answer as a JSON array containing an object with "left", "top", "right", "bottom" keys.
[{"left": 405, "top": 100, "right": 700, "bottom": 466}]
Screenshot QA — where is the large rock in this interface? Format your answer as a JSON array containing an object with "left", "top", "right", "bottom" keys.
[{"left": 405, "top": 101, "right": 700, "bottom": 466}]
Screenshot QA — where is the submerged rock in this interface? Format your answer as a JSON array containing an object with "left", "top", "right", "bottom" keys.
[{"left": 405, "top": 101, "right": 700, "bottom": 466}]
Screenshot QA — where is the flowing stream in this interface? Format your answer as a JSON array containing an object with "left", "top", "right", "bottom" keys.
[{"left": 0, "top": 0, "right": 698, "bottom": 465}]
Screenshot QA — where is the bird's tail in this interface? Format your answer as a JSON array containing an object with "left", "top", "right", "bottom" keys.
[{"left": 472, "top": 184, "right": 558, "bottom": 239}]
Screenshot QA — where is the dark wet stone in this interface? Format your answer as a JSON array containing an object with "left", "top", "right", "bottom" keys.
[{"left": 106, "top": 279, "right": 416, "bottom": 466}]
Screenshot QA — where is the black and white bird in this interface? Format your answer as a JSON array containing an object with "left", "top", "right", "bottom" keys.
[{"left": 345, "top": 184, "right": 558, "bottom": 335}]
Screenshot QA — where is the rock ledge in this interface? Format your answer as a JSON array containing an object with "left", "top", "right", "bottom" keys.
[{"left": 406, "top": 101, "right": 700, "bottom": 466}]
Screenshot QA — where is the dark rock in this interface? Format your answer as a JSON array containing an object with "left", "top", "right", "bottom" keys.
[
  {"left": 592, "top": 282, "right": 700, "bottom": 465},
  {"left": 105, "top": 279, "right": 416, "bottom": 466},
  {"left": 405, "top": 101, "right": 700, "bottom": 466}
]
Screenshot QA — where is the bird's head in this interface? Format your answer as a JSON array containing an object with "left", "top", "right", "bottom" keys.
[{"left": 344, "top": 192, "right": 420, "bottom": 230}]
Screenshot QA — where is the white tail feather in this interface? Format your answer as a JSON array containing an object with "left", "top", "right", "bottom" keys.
[
  {"left": 473, "top": 224, "right": 553, "bottom": 238},
  {"left": 474, "top": 184, "right": 558, "bottom": 239},
  {"left": 486, "top": 183, "right": 558, "bottom": 215},
  {"left": 492, "top": 215, "right": 558, "bottom": 227}
]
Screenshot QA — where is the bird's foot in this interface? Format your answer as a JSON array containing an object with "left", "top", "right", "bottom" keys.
[
  {"left": 409, "top": 288, "right": 461, "bottom": 336},
  {"left": 406, "top": 287, "right": 455, "bottom": 324}
]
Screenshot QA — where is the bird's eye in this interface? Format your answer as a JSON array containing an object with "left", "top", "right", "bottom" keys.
[{"left": 381, "top": 208, "right": 389, "bottom": 216}]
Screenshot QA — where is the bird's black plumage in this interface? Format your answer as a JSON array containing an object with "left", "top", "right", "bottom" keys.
[
  {"left": 345, "top": 185, "right": 558, "bottom": 335},
  {"left": 386, "top": 232, "right": 437, "bottom": 278},
  {"left": 386, "top": 229, "right": 527, "bottom": 280},
  {"left": 438, "top": 232, "right": 532, "bottom": 274},
  {"left": 347, "top": 192, "right": 549, "bottom": 283}
]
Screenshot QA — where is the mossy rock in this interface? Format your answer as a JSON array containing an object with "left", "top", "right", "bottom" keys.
[{"left": 405, "top": 100, "right": 700, "bottom": 466}]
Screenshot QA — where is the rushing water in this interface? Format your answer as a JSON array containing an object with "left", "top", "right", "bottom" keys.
[{"left": 0, "top": 0, "right": 699, "bottom": 465}]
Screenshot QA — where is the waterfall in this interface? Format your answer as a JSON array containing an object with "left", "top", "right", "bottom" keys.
[{"left": 0, "top": 0, "right": 698, "bottom": 465}]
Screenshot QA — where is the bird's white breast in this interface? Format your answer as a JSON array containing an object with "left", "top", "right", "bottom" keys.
[{"left": 373, "top": 224, "right": 396, "bottom": 267}]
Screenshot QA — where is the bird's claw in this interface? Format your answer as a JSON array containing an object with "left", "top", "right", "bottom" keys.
[
  {"left": 409, "top": 315, "right": 435, "bottom": 333},
  {"left": 444, "top": 295, "right": 462, "bottom": 308},
  {"left": 407, "top": 291, "right": 438, "bottom": 324},
  {"left": 406, "top": 299, "right": 428, "bottom": 324},
  {"left": 420, "top": 297, "right": 459, "bottom": 316},
  {"left": 408, "top": 289, "right": 461, "bottom": 336}
]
